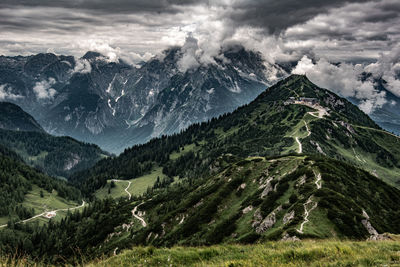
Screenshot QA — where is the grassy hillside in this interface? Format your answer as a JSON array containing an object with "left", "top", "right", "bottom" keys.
[
  {"left": 4, "top": 240, "right": 399, "bottom": 266},
  {"left": 95, "top": 167, "right": 166, "bottom": 199},
  {"left": 23, "top": 154, "right": 394, "bottom": 264},
  {"left": 89, "top": 240, "right": 400, "bottom": 267},
  {"left": 122, "top": 155, "right": 400, "bottom": 248},
  {"left": 0, "top": 184, "right": 81, "bottom": 226},
  {"left": 73, "top": 74, "right": 400, "bottom": 197}
]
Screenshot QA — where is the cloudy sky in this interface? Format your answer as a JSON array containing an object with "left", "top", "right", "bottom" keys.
[
  {"left": 0, "top": 0, "right": 398, "bottom": 61},
  {"left": 0, "top": 0, "right": 399, "bottom": 113}
]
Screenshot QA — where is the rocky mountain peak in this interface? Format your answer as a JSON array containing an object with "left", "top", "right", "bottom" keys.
[{"left": 82, "top": 51, "right": 103, "bottom": 60}]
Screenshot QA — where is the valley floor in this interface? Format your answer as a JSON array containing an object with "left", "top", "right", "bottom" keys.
[{"left": 87, "top": 240, "right": 400, "bottom": 267}]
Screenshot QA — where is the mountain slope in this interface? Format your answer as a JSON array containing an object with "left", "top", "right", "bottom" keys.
[
  {"left": 0, "top": 102, "right": 109, "bottom": 178},
  {"left": 0, "top": 129, "right": 109, "bottom": 178},
  {"left": 0, "top": 102, "right": 44, "bottom": 132},
  {"left": 126, "top": 155, "right": 400, "bottom": 247},
  {"left": 21, "top": 154, "right": 400, "bottom": 263},
  {"left": 0, "top": 144, "right": 82, "bottom": 226},
  {"left": 73, "top": 75, "right": 400, "bottom": 196},
  {"left": 128, "top": 46, "right": 277, "bottom": 140}
]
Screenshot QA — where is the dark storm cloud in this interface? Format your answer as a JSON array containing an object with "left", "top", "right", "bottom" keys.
[
  {"left": 0, "top": 0, "right": 379, "bottom": 33},
  {"left": 0, "top": 0, "right": 399, "bottom": 67},
  {"left": 225, "top": 0, "right": 374, "bottom": 33},
  {"left": 1, "top": 0, "right": 397, "bottom": 47},
  {"left": 0, "top": 0, "right": 199, "bottom": 14},
  {"left": 282, "top": 0, "right": 400, "bottom": 45},
  {"left": 0, "top": 11, "right": 95, "bottom": 32}
]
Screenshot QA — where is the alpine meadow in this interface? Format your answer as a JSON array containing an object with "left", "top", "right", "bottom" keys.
[{"left": 0, "top": 0, "right": 400, "bottom": 266}]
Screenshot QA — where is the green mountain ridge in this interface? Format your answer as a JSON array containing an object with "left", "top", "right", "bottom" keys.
[
  {"left": 74, "top": 74, "right": 400, "bottom": 195},
  {"left": 0, "top": 102, "right": 109, "bottom": 178},
  {"left": 0, "top": 129, "right": 109, "bottom": 178},
  {"left": 0, "top": 102, "right": 44, "bottom": 133}
]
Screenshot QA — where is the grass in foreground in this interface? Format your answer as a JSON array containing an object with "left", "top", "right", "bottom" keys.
[
  {"left": 1, "top": 240, "right": 400, "bottom": 266},
  {"left": 88, "top": 240, "right": 400, "bottom": 267}
]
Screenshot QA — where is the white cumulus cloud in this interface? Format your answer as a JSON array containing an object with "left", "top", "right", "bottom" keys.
[
  {"left": 365, "top": 45, "right": 400, "bottom": 97},
  {"left": 33, "top": 78, "right": 57, "bottom": 100},
  {"left": 0, "top": 84, "right": 23, "bottom": 100},
  {"left": 177, "top": 34, "right": 202, "bottom": 72},
  {"left": 292, "top": 56, "right": 387, "bottom": 114}
]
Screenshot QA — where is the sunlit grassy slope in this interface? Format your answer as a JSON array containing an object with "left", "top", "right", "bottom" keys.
[{"left": 94, "top": 167, "right": 166, "bottom": 199}]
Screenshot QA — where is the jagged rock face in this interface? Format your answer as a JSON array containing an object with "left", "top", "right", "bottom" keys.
[
  {"left": 283, "top": 210, "right": 295, "bottom": 225},
  {"left": 0, "top": 47, "right": 287, "bottom": 153},
  {"left": 254, "top": 205, "right": 281, "bottom": 234},
  {"left": 63, "top": 153, "right": 81, "bottom": 171}
]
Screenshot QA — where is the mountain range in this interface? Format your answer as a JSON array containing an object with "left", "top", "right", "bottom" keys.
[
  {"left": 352, "top": 73, "right": 400, "bottom": 136},
  {"left": 1, "top": 47, "right": 399, "bottom": 155},
  {"left": 0, "top": 46, "right": 286, "bottom": 153}
]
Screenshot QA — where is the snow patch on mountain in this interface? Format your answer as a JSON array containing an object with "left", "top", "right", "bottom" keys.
[
  {"left": 207, "top": 88, "right": 215, "bottom": 94},
  {"left": 108, "top": 99, "right": 116, "bottom": 116},
  {"left": 115, "top": 89, "right": 125, "bottom": 102},
  {"left": 106, "top": 75, "right": 117, "bottom": 94}
]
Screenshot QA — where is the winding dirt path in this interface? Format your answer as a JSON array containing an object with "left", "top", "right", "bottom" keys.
[
  {"left": 292, "top": 101, "right": 328, "bottom": 154},
  {"left": 112, "top": 179, "right": 132, "bottom": 200},
  {"left": 110, "top": 179, "right": 148, "bottom": 228},
  {"left": 297, "top": 197, "right": 318, "bottom": 234},
  {"left": 314, "top": 172, "right": 322, "bottom": 189},
  {"left": 304, "top": 120, "right": 311, "bottom": 137},
  {"left": 306, "top": 106, "right": 328, "bottom": 119},
  {"left": 296, "top": 171, "right": 322, "bottom": 234},
  {"left": 295, "top": 121, "right": 311, "bottom": 154},
  {"left": 132, "top": 203, "right": 147, "bottom": 227},
  {"left": 307, "top": 112, "right": 319, "bottom": 118},
  {"left": 296, "top": 137, "right": 302, "bottom": 153},
  {"left": 0, "top": 201, "right": 86, "bottom": 229}
]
